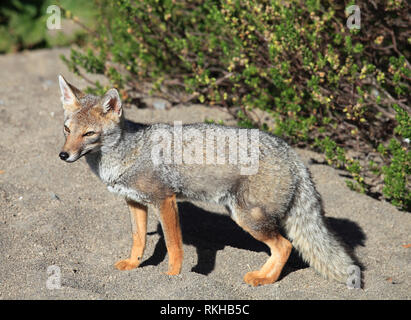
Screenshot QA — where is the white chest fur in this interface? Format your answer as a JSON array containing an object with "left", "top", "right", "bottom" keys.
[{"left": 86, "top": 152, "right": 150, "bottom": 204}]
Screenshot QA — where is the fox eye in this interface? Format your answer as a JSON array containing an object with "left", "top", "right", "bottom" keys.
[
  {"left": 83, "top": 131, "right": 96, "bottom": 137},
  {"left": 64, "top": 125, "right": 70, "bottom": 134}
]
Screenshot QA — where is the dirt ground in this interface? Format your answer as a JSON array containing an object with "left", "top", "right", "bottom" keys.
[{"left": 0, "top": 48, "right": 409, "bottom": 300}]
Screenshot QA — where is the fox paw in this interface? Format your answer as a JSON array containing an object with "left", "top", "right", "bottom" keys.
[
  {"left": 115, "top": 259, "right": 139, "bottom": 271},
  {"left": 164, "top": 270, "right": 180, "bottom": 276},
  {"left": 163, "top": 267, "right": 181, "bottom": 276},
  {"left": 244, "top": 271, "right": 275, "bottom": 286}
]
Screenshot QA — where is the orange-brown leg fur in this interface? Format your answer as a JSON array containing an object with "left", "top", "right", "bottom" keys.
[
  {"left": 244, "top": 233, "right": 292, "bottom": 286},
  {"left": 159, "top": 194, "right": 183, "bottom": 275},
  {"left": 115, "top": 200, "right": 148, "bottom": 271}
]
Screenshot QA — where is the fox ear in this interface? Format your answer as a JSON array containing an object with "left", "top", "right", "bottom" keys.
[
  {"left": 101, "top": 88, "right": 122, "bottom": 117},
  {"left": 58, "top": 75, "right": 83, "bottom": 113}
]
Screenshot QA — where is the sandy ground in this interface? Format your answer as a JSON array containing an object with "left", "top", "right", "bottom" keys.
[{"left": 0, "top": 48, "right": 409, "bottom": 300}]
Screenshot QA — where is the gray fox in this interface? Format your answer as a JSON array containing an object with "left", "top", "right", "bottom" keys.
[{"left": 58, "top": 75, "right": 354, "bottom": 286}]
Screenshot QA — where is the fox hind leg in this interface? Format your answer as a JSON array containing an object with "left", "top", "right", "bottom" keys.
[
  {"left": 243, "top": 232, "right": 292, "bottom": 286},
  {"left": 232, "top": 206, "right": 292, "bottom": 286}
]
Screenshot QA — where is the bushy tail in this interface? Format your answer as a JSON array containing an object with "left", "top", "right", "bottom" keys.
[{"left": 283, "top": 167, "right": 354, "bottom": 283}]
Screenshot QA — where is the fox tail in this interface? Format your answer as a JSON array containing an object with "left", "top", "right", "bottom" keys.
[{"left": 283, "top": 167, "right": 354, "bottom": 283}]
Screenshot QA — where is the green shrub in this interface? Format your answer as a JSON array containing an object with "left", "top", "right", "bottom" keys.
[
  {"left": 61, "top": 0, "right": 410, "bottom": 211},
  {"left": 0, "top": 0, "right": 95, "bottom": 53},
  {"left": 378, "top": 105, "right": 410, "bottom": 211}
]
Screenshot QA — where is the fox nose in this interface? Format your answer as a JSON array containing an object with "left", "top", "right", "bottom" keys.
[{"left": 59, "top": 152, "right": 69, "bottom": 161}]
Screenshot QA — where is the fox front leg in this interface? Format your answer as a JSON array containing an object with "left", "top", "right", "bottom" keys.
[
  {"left": 156, "top": 194, "right": 183, "bottom": 275},
  {"left": 115, "top": 199, "right": 148, "bottom": 270}
]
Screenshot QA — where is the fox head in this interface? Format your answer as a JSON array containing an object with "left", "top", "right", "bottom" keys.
[{"left": 58, "top": 75, "right": 123, "bottom": 162}]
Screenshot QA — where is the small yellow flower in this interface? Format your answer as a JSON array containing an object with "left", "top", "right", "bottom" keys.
[{"left": 374, "top": 36, "right": 384, "bottom": 45}]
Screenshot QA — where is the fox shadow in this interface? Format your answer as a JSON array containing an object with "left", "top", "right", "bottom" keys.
[{"left": 141, "top": 201, "right": 366, "bottom": 279}]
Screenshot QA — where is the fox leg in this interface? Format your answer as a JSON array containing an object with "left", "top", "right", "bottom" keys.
[
  {"left": 158, "top": 194, "right": 183, "bottom": 275},
  {"left": 243, "top": 232, "right": 292, "bottom": 286},
  {"left": 233, "top": 207, "right": 292, "bottom": 286},
  {"left": 115, "top": 199, "right": 148, "bottom": 271}
]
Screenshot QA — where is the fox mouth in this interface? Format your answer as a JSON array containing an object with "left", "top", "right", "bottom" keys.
[{"left": 66, "top": 156, "right": 80, "bottom": 163}]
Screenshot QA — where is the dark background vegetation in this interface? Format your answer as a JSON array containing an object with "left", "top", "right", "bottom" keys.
[
  {"left": 1, "top": 0, "right": 409, "bottom": 210},
  {"left": 0, "top": 0, "right": 94, "bottom": 52}
]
